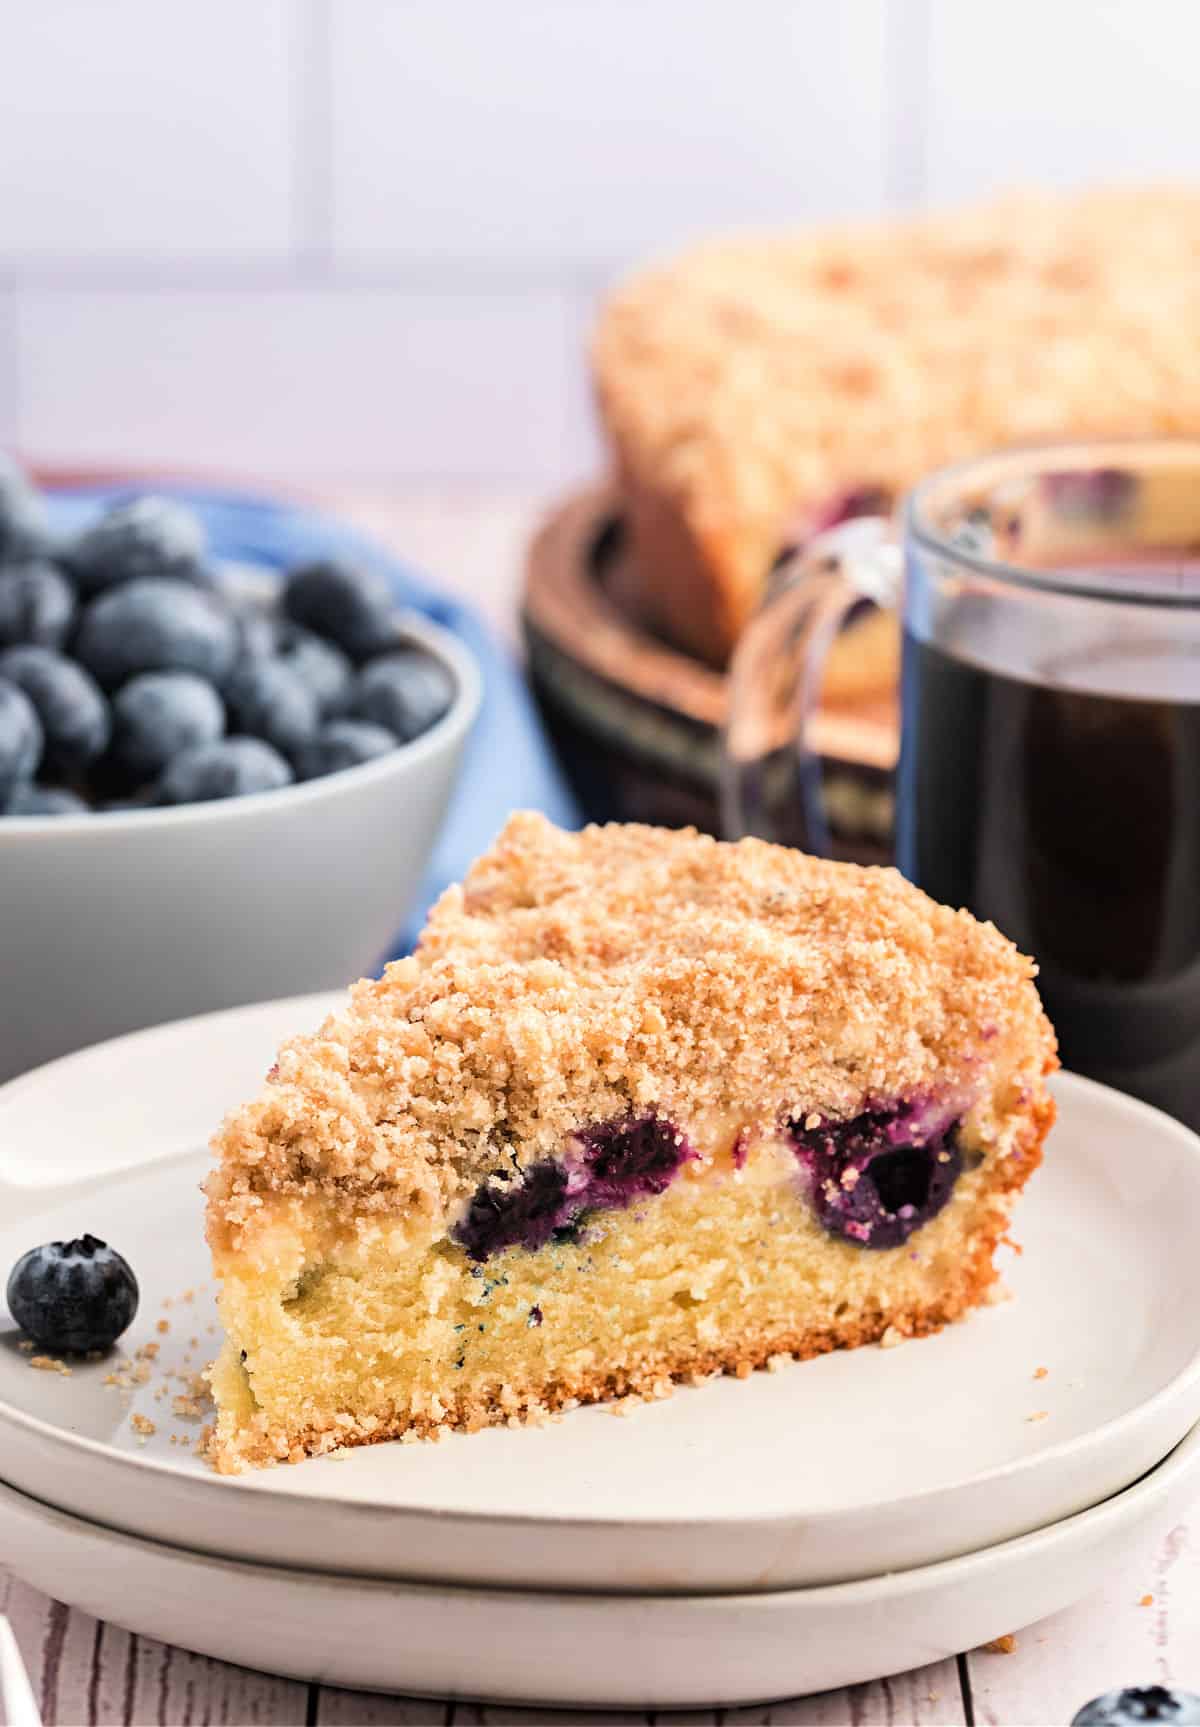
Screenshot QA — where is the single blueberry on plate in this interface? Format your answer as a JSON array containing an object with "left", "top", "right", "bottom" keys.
[
  {"left": 6, "top": 783, "right": 89, "bottom": 816},
  {"left": 0, "top": 645, "right": 111, "bottom": 776},
  {"left": 110, "top": 670, "right": 225, "bottom": 786},
  {"left": 157, "top": 735, "right": 292, "bottom": 804},
  {"left": 74, "top": 578, "right": 239, "bottom": 691},
  {"left": 0, "top": 561, "right": 77, "bottom": 650},
  {"left": 0, "top": 454, "right": 48, "bottom": 562},
  {"left": 65, "top": 496, "right": 210, "bottom": 596},
  {"left": 282, "top": 559, "right": 396, "bottom": 662},
  {"left": 293, "top": 719, "right": 397, "bottom": 781},
  {"left": 1072, "top": 1688, "right": 1200, "bottom": 1725},
  {"left": 224, "top": 657, "right": 319, "bottom": 757},
  {"left": 276, "top": 625, "right": 354, "bottom": 717},
  {"left": 0, "top": 678, "right": 43, "bottom": 804},
  {"left": 352, "top": 647, "right": 455, "bottom": 743},
  {"left": 7, "top": 1234, "right": 139, "bottom": 1353}
]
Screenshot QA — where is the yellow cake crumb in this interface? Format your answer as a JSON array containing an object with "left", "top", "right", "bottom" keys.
[{"left": 29, "top": 1354, "right": 71, "bottom": 1375}]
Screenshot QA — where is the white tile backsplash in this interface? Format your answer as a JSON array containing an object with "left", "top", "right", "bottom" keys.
[
  {"left": 328, "top": 0, "right": 891, "bottom": 269},
  {"left": 3, "top": 0, "right": 1200, "bottom": 484},
  {"left": 924, "top": 0, "right": 1200, "bottom": 202},
  {"left": 0, "top": 1, "right": 298, "bottom": 259},
  {"left": 15, "top": 287, "right": 587, "bottom": 481},
  {"left": 0, "top": 288, "right": 17, "bottom": 448}
]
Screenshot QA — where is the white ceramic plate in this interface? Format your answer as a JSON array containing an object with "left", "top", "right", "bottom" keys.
[
  {"left": 3, "top": 997, "right": 1200, "bottom": 1594},
  {"left": 3, "top": 1428, "right": 1199, "bottom": 1709}
]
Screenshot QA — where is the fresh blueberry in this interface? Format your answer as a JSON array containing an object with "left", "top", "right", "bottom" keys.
[
  {"left": 0, "top": 455, "right": 49, "bottom": 563},
  {"left": 6, "top": 1234, "right": 138, "bottom": 1353},
  {"left": 0, "top": 561, "right": 77, "bottom": 650},
  {"left": 110, "top": 671, "right": 225, "bottom": 786},
  {"left": 293, "top": 719, "right": 397, "bottom": 781},
  {"left": 0, "top": 646, "right": 110, "bottom": 777},
  {"left": 65, "top": 496, "right": 210, "bottom": 597},
  {"left": 74, "top": 578, "right": 239, "bottom": 691},
  {"left": 276, "top": 625, "right": 354, "bottom": 717},
  {"left": 1072, "top": 1689, "right": 1200, "bottom": 1725},
  {"left": 352, "top": 647, "right": 454, "bottom": 743},
  {"left": 224, "top": 658, "right": 318, "bottom": 757},
  {"left": 281, "top": 559, "right": 396, "bottom": 662},
  {"left": 5, "top": 783, "right": 89, "bottom": 816},
  {"left": 99, "top": 796, "right": 152, "bottom": 813},
  {"left": 231, "top": 606, "right": 284, "bottom": 668},
  {"left": 0, "top": 678, "right": 43, "bottom": 804},
  {"left": 157, "top": 736, "right": 292, "bottom": 805}
]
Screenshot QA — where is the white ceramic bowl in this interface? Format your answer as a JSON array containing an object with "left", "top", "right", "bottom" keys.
[{"left": 0, "top": 613, "right": 479, "bottom": 1082}]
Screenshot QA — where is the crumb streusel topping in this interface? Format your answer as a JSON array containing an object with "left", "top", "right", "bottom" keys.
[
  {"left": 207, "top": 813, "right": 1053, "bottom": 1247},
  {"left": 593, "top": 186, "right": 1200, "bottom": 638}
]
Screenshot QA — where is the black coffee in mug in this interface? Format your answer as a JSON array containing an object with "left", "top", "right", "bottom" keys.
[
  {"left": 899, "top": 629, "right": 1200, "bottom": 1128},
  {"left": 722, "top": 444, "right": 1200, "bottom": 1132}
]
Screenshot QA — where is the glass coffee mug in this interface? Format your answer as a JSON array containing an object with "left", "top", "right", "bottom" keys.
[{"left": 723, "top": 441, "right": 1200, "bottom": 1132}]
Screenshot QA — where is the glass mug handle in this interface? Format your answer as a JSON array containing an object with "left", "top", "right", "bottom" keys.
[{"left": 720, "top": 516, "right": 902, "bottom": 853}]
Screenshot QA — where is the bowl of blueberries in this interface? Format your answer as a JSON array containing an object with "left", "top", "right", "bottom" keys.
[{"left": 0, "top": 460, "right": 480, "bottom": 1082}]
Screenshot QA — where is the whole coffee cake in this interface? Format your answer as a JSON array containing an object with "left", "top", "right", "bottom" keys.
[
  {"left": 205, "top": 813, "right": 1056, "bottom": 1470},
  {"left": 593, "top": 186, "right": 1200, "bottom": 664}
]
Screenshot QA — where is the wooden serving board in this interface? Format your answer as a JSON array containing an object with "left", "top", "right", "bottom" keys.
[{"left": 521, "top": 484, "right": 898, "bottom": 859}]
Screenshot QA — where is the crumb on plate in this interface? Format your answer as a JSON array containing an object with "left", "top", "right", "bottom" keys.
[{"left": 29, "top": 1355, "right": 71, "bottom": 1375}]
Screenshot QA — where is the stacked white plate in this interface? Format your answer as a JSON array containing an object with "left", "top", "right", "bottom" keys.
[{"left": 3, "top": 998, "right": 1200, "bottom": 1711}]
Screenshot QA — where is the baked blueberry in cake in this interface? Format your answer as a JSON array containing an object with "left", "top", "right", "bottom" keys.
[{"left": 204, "top": 813, "right": 1057, "bottom": 1470}]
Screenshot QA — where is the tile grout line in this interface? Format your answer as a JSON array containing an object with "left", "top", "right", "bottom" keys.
[
  {"left": 292, "top": 0, "right": 335, "bottom": 281},
  {"left": 0, "top": 274, "right": 21, "bottom": 456},
  {"left": 0, "top": 258, "right": 584, "bottom": 293},
  {"left": 884, "top": 0, "right": 930, "bottom": 211}
]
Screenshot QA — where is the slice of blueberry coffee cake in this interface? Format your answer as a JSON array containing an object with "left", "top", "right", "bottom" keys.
[{"left": 204, "top": 813, "right": 1056, "bottom": 1470}]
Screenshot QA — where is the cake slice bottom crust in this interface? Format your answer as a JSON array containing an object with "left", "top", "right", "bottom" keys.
[{"left": 206, "top": 1091, "right": 1053, "bottom": 1472}]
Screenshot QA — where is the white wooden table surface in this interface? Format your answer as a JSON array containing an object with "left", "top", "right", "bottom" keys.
[{"left": 2, "top": 487, "right": 1197, "bottom": 1727}]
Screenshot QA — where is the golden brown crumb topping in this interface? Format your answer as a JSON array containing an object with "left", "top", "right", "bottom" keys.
[
  {"left": 206, "top": 813, "right": 1054, "bottom": 1247},
  {"left": 592, "top": 187, "right": 1200, "bottom": 633}
]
